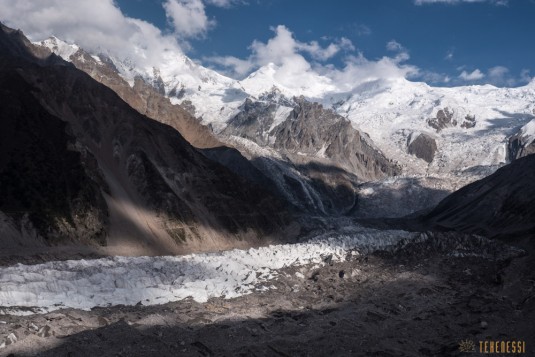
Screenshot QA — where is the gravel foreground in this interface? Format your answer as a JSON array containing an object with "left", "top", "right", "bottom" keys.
[{"left": 0, "top": 235, "right": 534, "bottom": 357}]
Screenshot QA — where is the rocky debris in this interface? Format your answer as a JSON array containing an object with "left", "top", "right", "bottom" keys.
[
  {"left": 37, "top": 325, "right": 53, "bottom": 338},
  {"left": 407, "top": 132, "right": 437, "bottom": 163},
  {"left": 461, "top": 114, "right": 476, "bottom": 129},
  {"left": 428, "top": 108, "right": 477, "bottom": 132},
  {"left": 6, "top": 332, "right": 17, "bottom": 345},
  {"left": 427, "top": 107, "right": 457, "bottom": 132}
]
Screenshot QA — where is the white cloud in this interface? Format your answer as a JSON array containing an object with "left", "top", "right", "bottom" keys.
[
  {"left": 330, "top": 53, "right": 419, "bottom": 91},
  {"left": 488, "top": 65, "right": 509, "bottom": 78},
  {"left": 386, "top": 40, "right": 403, "bottom": 52},
  {"left": 203, "top": 55, "right": 255, "bottom": 77},
  {"left": 415, "top": 0, "right": 508, "bottom": 5},
  {"left": 385, "top": 40, "right": 411, "bottom": 64},
  {"left": 0, "top": 0, "right": 186, "bottom": 68},
  {"left": 206, "top": 25, "right": 356, "bottom": 78},
  {"left": 163, "top": 0, "right": 215, "bottom": 39},
  {"left": 417, "top": 70, "right": 451, "bottom": 84},
  {"left": 445, "top": 49, "right": 454, "bottom": 60},
  {"left": 459, "top": 69, "right": 485, "bottom": 81},
  {"left": 486, "top": 66, "right": 532, "bottom": 86},
  {"left": 0, "top": 0, "right": 240, "bottom": 66},
  {"left": 205, "top": 25, "right": 418, "bottom": 94},
  {"left": 453, "top": 66, "right": 531, "bottom": 86},
  {"left": 205, "top": 0, "right": 243, "bottom": 7},
  {"left": 520, "top": 69, "right": 532, "bottom": 84},
  {"left": 340, "top": 23, "right": 372, "bottom": 37}
]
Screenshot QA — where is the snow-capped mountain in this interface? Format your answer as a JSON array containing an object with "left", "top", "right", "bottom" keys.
[
  {"left": 41, "top": 36, "right": 248, "bottom": 133},
  {"left": 39, "top": 36, "right": 535, "bottom": 218},
  {"left": 39, "top": 37, "right": 401, "bottom": 216},
  {"left": 331, "top": 77, "right": 535, "bottom": 176},
  {"left": 41, "top": 36, "right": 535, "bottom": 178}
]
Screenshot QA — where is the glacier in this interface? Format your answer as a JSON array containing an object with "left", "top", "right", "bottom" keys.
[{"left": 0, "top": 228, "right": 416, "bottom": 315}]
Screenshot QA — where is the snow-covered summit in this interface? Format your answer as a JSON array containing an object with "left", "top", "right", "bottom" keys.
[
  {"left": 40, "top": 36, "right": 79, "bottom": 61},
  {"left": 239, "top": 62, "right": 336, "bottom": 99}
]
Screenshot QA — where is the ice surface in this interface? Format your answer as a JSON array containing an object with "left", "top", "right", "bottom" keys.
[{"left": 0, "top": 228, "right": 415, "bottom": 314}]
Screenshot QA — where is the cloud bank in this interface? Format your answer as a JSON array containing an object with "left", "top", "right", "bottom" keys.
[{"left": 0, "top": 0, "right": 185, "bottom": 68}]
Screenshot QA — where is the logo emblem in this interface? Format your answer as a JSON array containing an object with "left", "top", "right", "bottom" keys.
[{"left": 459, "top": 339, "right": 476, "bottom": 353}]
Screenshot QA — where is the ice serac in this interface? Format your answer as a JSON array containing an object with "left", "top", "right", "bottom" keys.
[
  {"left": 333, "top": 78, "right": 535, "bottom": 178},
  {"left": 0, "top": 23, "right": 296, "bottom": 254},
  {"left": 420, "top": 154, "right": 535, "bottom": 238}
]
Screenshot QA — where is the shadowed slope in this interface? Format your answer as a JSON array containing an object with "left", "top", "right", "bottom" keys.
[
  {"left": 0, "top": 23, "right": 296, "bottom": 254},
  {"left": 420, "top": 154, "right": 535, "bottom": 238}
]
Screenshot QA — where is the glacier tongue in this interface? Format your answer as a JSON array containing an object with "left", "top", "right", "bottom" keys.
[{"left": 0, "top": 228, "right": 415, "bottom": 314}]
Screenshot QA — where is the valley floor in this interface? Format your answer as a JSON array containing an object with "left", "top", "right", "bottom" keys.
[{"left": 0, "top": 233, "right": 533, "bottom": 356}]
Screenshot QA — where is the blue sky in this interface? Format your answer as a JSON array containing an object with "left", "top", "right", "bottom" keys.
[
  {"left": 1, "top": 0, "right": 533, "bottom": 87},
  {"left": 116, "top": 0, "right": 534, "bottom": 86}
]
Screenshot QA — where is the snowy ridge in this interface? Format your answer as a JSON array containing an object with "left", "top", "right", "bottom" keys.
[
  {"left": 40, "top": 37, "right": 79, "bottom": 61},
  {"left": 332, "top": 78, "right": 535, "bottom": 175},
  {"left": 38, "top": 38, "right": 535, "bottom": 177},
  {"left": 0, "top": 228, "right": 415, "bottom": 314}
]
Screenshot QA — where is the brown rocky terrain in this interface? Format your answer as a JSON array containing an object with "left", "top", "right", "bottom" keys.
[{"left": 57, "top": 45, "right": 221, "bottom": 150}]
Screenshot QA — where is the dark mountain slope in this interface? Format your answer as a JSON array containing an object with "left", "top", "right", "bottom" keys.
[
  {"left": 0, "top": 23, "right": 295, "bottom": 254},
  {"left": 420, "top": 154, "right": 535, "bottom": 238},
  {"left": 0, "top": 69, "right": 108, "bottom": 244}
]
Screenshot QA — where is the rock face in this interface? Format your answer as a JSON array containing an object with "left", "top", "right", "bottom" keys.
[
  {"left": 225, "top": 95, "right": 400, "bottom": 180},
  {"left": 0, "top": 69, "right": 108, "bottom": 245},
  {"left": 508, "top": 117, "right": 535, "bottom": 161},
  {"left": 420, "top": 154, "right": 535, "bottom": 238},
  {"left": 427, "top": 107, "right": 476, "bottom": 132},
  {"left": 427, "top": 108, "right": 457, "bottom": 132},
  {"left": 407, "top": 133, "right": 437, "bottom": 163},
  {"left": 221, "top": 93, "right": 401, "bottom": 215},
  {"left": 271, "top": 98, "right": 400, "bottom": 180},
  {"left": 0, "top": 23, "right": 295, "bottom": 253}
]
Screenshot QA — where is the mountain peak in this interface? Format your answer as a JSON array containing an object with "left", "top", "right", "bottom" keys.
[{"left": 40, "top": 36, "right": 79, "bottom": 61}]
